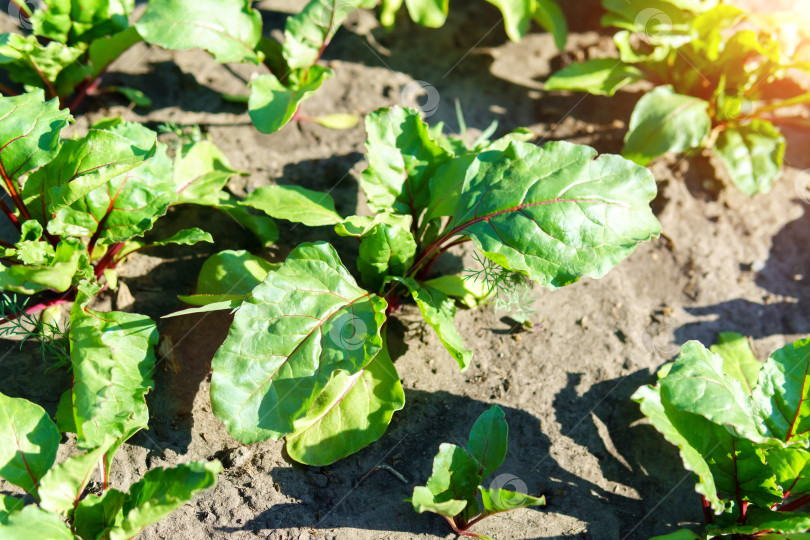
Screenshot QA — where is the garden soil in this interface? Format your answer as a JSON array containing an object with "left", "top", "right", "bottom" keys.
[{"left": 2, "top": 0, "right": 809, "bottom": 538}]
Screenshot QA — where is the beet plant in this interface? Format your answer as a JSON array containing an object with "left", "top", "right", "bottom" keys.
[
  {"left": 545, "top": 0, "right": 810, "bottom": 195},
  {"left": 636, "top": 333, "right": 810, "bottom": 538},
  {"left": 0, "top": 0, "right": 148, "bottom": 109},
  {"left": 0, "top": 90, "right": 277, "bottom": 321},
  {"left": 378, "top": 0, "right": 568, "bottom": 50},
  {"left": 409, "top": 405, "right": 545, "bottom": 539},
  {"left": 180, "top": 106, "right": 661, "bottom": 465},
  {"left": 0, "top": 374, "right": 221, "bottom": 539}
]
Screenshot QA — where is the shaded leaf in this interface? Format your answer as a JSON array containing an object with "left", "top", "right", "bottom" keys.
[
  {"left": 358, "top": 224, "right": 416, "bottom": 290},
  {"left": 0, "top": 391, "right": 60, "bottom": 499},
  {"left": 286, "top": 338, "right": 404, "bottom": 465},
  {"left": 0, "top": 494, "right": 24, "bottom": 524},
  {"left": 73, "top": 489, "right": 127, "bottom": 540},
  {"left": 467, "top": 405, "right": 508, "bottom": 478},
  {"left": 411, "top": 443, "right": 481, "bottom": 516},
  {"left": 39, "top": 437, "right": 116, "bottom": 515}
]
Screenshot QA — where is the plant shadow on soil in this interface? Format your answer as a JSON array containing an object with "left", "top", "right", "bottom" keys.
[{"left": 675, "top": 202, "right": 810, "bottom": 345}]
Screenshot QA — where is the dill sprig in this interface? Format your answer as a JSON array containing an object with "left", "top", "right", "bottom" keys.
[
  {"left": 463, "top": 252, "right": 535, "bottom": 321},
  {"left": 0, "top": 294, "right": 70, "bottom": 369}
]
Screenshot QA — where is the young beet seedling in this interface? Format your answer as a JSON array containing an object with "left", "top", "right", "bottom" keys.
[
  {"left": 409, "top": 405, "right": 545, "bottom": 539},
  {"left": 0, "top": 390, "right": 221, "bottom": 539},
  {"left": 378, "top": 0, "right": 567, "bottom": 50},
  {"left": 177, "top": 105, "right": 661, "bottom": 466},
  {"left": 635, "top": 333, "right": 810, "bottom": 538},
  {"left": 546, "top": 0, "right": 810, "bottom": 196}
]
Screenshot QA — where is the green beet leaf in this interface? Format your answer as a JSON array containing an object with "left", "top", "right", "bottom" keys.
[
  {"left": 73, "top": 489, "right": 128, "bottom": 540},
  {"left": 411, "top": 443, "right": 481, "bottom": 516},
  {"left": 283, "top": 0, "right": 371, "bottom": 70},
  {"left": 39, "top": 437, "right": 117, "bottom": 516},
  {"left": 715, "top": 120, "right": 786, "bottom": 196},
  {"left": 0, "top": 35, "right": 85, "bottom": 90},
  {"left": 533, "top": 0, "right": 568, "bottom": 50},
  {"left": 0, "top": 392, "right": 60, "bottom": 500},
  {"left": 0, "top": 495, "right": 24, "bottom": 524},
  {"left": 32, "top": 0, "right": 130, "bottom": 45},
  {"left": 399, "top": 278, "right": 471, "bottom": 370},
  {"left": 544, "top": 58, "right": 644, "bottom": 97},
  {"left": 248, "top": 67, "right": 332, "bottom": 134},
  {"left": 1, "top": 505, "right": 75, "bottom": 539},
  {"left": 402, "top": 0, "right": 449, "bottom": 28},
  {"left": 479, "top": 486, "right": 545, "bottom": 514},
  {"left": 709, "top": 331, "right": 762, "bottom": 395},
  {"left": 441, "top": 140, "right": 660, "bottom": 289},
  {"left": 360, "top": 107, "right": 453, "bottom": 214},
  {"left": 195, "top": 250, "right": 275, "bottom": 297},
  {"left": 240, "top": 185, "right": 343, "bottom": 227},
  {"left": 358, "top": 224, "right": 417, "bottom": 290},
  {"left": 0, "top": 90, "right": 71, "bottom": 198},
  {"left": 622, "top": 86, "right": 711, "bottom": 166},
  {"left": 467, "top": 405, "right": 508, "bottom": 479},
  {"left": 23, "top": 124, "right": 158, "bottom": 219},
  {"left": 286, "top": 338, "right": 405, "bottom": 465},
  {"left": 173, "top": 139, "right": 240, "bottom": 206},
  {"left": 767, "top": 445, "right": 810, "bottom": 499},
  {"left": 104, "top": 460, "right": 222, "bottom": 540},
  {"left": 212, "top": 192, "right": 279, "bottom": 248},
  {"left": 211, "top": 242, "right": 388, "bottom": 443},
  {"left": 136, "top": 0, "right": 262, "bottom": 63},
  {"left": 752, "top": 338, "right": 810, "bottom": 444},
  {"left": 0, "top": 238, "right": 84, "bottom": 294},
  {"left": 660, "top": 341, "right": 765, "bottom": 442},
  {"left": 68, "top": 300, "right": 159, "bottom": 450}
]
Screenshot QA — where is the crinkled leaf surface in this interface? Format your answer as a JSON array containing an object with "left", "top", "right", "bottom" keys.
[
  {"left": 441, "top": 140, "right": 660, "bottom": 289},
  {"left": 23, "top": 125, "right": 158, "bottom": 220},
  {"left": 136, "top": 0, "right": 262, "bottom": 63},
  {"left": 286, "top": 339, "right": 404, "bottom": 465},
  {"left": 335, "top": 213, "right": 412, "bottom": 237},
  {"left": 1, "top": 505, "right": 74, "bottom": 539},
  {"left": 753, "top": 338, "right": 810, "bottom": 443},
  {"left": 0, "top": 238, "right": 84, "bottom": 294},
  {"left": 47, "top": 143, "right": 175, "bottom": 243},
  {"left": 622, "top": 86, "right": 711, "bottom": 166},
  {"left": 467, "top": 405, "right": 508, "bottom": 479},
  {"left": 767, "top": 445, "right": 810, "bottom": 498},
  {"left": 248, "top": 66, "right": 332, "bottom": 134},
  {"left": 211, "top": 242, "right": 387, "bottom": 443},
  {"left": 0, "top": 90, "right": 70, "bottom": 196},
  {"left": 240, "top": 185, "right": 343, "bottom": 227},
  {"left": 0, "top": 34, "right": 84, "bottom": 89},
  {"left": 545, "top": 58, "right": 643, "bottom": 97},
  {"left": 39, "top": 437, "right": 116, "bottom": 516},
  {"left": 710, "top": 331, "right": 761, "bottom": 395},
  {"left": 400, "top": 278, "right": 471, "bottom": 370},
  {"left": 661, "top": 341, "right": 765, "bottom": 441},
  {"left": 32, "top": 0, "right": 130, "bottom": 44},
  {"left": 411, "top": 443, "right": 481, "bottom": 516},
  {"left": 105, "top": 461, "right": 222, "bottom": 540},
  {"left": 716, "top": 120, "right": 786, "bottom": 196},
  {"left": 360, "top": 107, "right": 453, "bottom": 214},
  {"left": 0, "top": 392, "right": 60, "bottom": 499},
  {"left": 69, "top": 301, "right": 158, "bottom": 449},
  {"left": 708, "top": 507, "right": 810, "bottom": 535}
]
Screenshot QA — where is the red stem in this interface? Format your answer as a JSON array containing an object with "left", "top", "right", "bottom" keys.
[
  {"left": 442, "top": 516, "right": 485, "bottom": 538},
  {"left": 0, "top": 198, "right": 20, "bottom": 231},
  {"left": 778, "top": 494, "right": 810, "bottom": 513},
  {"left": 94, "top": 242, "right": 125, "bottom": 278},
  {"left": 702, "top": 495, "right": 713, "bottom": 525},
  {"left": 0, "top": 296, "right": 71, "bottom": 325},
  {"left": 0, "top": 160, "right": 31, "bottom": 222}
]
